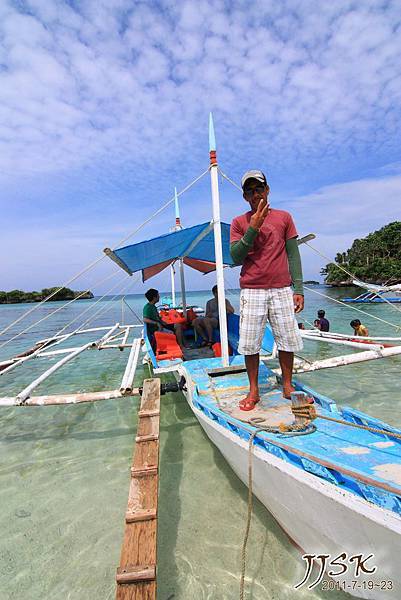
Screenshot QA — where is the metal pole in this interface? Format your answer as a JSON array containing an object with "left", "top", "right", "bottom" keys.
[
  {"left": 209, "top": 113, "right": 229, "bottom": 366},
  {"left": 170, "top": 264, "right": 176, "bottom": 307},
  {"left": 179, "top": 259, "right": 187, "bottom": 317}
]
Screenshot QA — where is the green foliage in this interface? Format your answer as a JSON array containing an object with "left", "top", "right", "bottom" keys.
[
  {"left": 323, "top": 221, "right": 401, "bottom": 284},
  {"left": 0, "top": 287, "right": 94, "bottom": 304}
]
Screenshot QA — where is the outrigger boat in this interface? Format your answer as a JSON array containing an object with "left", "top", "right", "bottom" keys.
[
  {"left": 108, "top": 116, "right": 401, "bottom": 599},
  {"left": 300, "top": 329, "right": 397, "bottom": 350},
  {"left": 1, "top": 116, "right": 401, "bottom": 599},
  {"left": 342, "top": 280, "right": 401, "bottom": 303}
]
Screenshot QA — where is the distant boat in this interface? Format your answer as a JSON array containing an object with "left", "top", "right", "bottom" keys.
[{"left": 342, "top": 279, "right": 401, "bottom": 303}]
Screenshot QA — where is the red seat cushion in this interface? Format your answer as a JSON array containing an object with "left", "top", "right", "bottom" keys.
[{"left": 154, "top": 331, "right": 183, "bottom": 360}]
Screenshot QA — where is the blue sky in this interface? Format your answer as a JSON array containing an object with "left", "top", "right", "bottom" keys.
[{"left": 1, "top": 0, "right": 401, "bottom": 295}]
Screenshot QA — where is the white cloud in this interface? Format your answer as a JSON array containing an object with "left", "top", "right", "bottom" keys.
[
  {"left": 1, "top": 0, "right": 401, "bottom": 291},
  {"left": 285, "top": 172, "right": 401, "bottom": 279},
  {"left": 0, "top": 0, "right": 400, "bottom": 179}
]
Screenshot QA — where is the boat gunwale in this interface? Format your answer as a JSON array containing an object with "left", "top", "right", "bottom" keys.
[
  {"left": 188, "top": 395, "right": 401, "bottom": 532},
  {"left": 171, "top": 360, "right": 401, "bottom": 514}
]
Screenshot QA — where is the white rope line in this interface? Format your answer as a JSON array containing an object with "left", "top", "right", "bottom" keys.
[
  {"left": 299, "top": 315, "right": 320, "bottom": 330},
  {"left": 0, "top": 167, "right": 210, "bottom": 342},
  {"left": 304, "top": 285, "right": 401, "bottom": 331},
  {"left": 0, "top": 255, "right": 107, "bottom": 341},
  {"left": 224, "top": 264, "right": 397, "bottom": 333},
  {"left": 0, "top": 270, "right": 123, "bottom": 351},
  {"left": 111, "top": 167, "right": 210, "bottom": 250},
  {"left": 122, "top": 297, "right": 143, "bottom": 324},
  {"left": 75, "top": 277, "right": 138, "bottom": 333},
  {"left": 218, "top": 167, "right": 242, "bottom": 191},
  {"left": 54, "top": 273, "right": 135, "bottom": 337},
  {"left": 305, "top": 241, "right": 401, "bottom": 317}
]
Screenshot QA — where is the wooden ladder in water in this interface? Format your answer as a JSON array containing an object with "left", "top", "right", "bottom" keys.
[{"left": 116, "top": 378, "right": 161, "bottom": 599}]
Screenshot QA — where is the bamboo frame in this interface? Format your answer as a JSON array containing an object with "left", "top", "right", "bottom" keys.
[
  {"left": 266, "top": 344, "right": 401, "bottom": 374},
  {"left": 119, "top": 327, "right": 130, "bottom": 349},
  {"left": 35, "top": 324, "right": 141, "bottom": 345},
  {"left": 94, "top": 323, "right": 120, "bottom": 347},
  {"left": 302, "top": 330, "right": 401, "bottom": 342},
  {"left": 301, "top": 333, "right": 384, "bottom": 351},
  {"left": 0, "top": 388, "right": 140, "bottom": 407},
  {"left": 17, "top": 342, "right": 94, "bottom": 403},
  {"left": 9, "top": 325, "right": 142, "bottom": 405},
  {"left": 0, "top": 335, "right": 69, "bottom": 377},
  {"left": 120, "top": 338, "right": 142, "bottom": 395},
  {"left": 99, "top": 343, "right": 134, "bottom": 349}
]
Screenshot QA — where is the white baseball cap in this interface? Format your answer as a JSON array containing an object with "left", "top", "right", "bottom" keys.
[{"left": 241, "top": 170, "right": 267, "bottom": 189}]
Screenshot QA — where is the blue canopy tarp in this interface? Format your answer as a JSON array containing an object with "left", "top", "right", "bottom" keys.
[{"left": 111, "top": 221, "right": 235, "bottom": 281}]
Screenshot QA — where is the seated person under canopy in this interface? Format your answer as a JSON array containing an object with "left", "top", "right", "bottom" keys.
[
  {"left": 143, "top": 288, "right": 186, "bottom": 351},
  {"left": 192, "top": 284, "right": 234, "bottom": 346}
]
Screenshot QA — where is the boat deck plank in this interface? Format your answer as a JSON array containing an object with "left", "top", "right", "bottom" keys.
[{"left": 116, "top": 378, "right": 161, "bottom": 600}]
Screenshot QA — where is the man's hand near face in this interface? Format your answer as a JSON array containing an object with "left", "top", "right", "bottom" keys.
[{"left": 250, "top": 198, "right": 270, "bottom": 231}]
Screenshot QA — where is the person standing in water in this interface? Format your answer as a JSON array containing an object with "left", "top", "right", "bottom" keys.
[
  {"left": 350, "top": 319, "right": 369, "bottom": 337},
  {"left": 317, "top": 309, "right": 330, "bottom": 332}
]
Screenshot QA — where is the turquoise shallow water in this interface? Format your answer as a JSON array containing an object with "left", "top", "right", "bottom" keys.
[{"left": 0, "top": 287, "right": 400, "bottom": 599}]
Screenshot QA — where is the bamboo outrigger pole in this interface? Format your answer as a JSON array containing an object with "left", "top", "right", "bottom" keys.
[
  {"left": 209, "top": 113, "right": 229, "bottom": 367},
  {"left": 120, "top": 338, "right": 142, "bottom": 395}
]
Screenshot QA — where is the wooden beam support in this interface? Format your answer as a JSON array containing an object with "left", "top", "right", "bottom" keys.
[
  {"left": 116, "top": 378, "right": 161, "bottom": 600},
  {"left": 116, "top": 566, "right": 156, "bottom": 584}
]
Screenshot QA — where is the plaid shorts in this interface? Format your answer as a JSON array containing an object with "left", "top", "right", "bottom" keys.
[{"left": 238, "top": 287, "right": 303, "bottom": 355}]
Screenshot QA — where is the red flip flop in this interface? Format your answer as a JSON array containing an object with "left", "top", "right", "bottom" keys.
[{"left": 239, "top": 395, "right": 260, "bottom": 411}]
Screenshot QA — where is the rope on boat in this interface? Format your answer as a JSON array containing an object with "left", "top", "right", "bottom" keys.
[
  {"left": 248, "top": 415, "right": 317, "bottom": 434},
  {"left": 287, "top": 401, "right": 401, "bottom": 440},
  {"left": 218, "top": 167, "right": 242, "bottom": 191},
  {"left": 238, "top": 400, "right": 400, "bottom": 599},
  {"left": 65, "top": 277, "right": 138, "bottom": 336},
  {"left": 0, "top": 167, "right": 210, "bottom": 345},
  {"left": 111, "top": 167, "right": 210, "bottom": 250},
  {"left": 55, "top": 273, "right": 140, "bottom": 337},
  {"left": 0, "top": 270, "right": 127, "bottom": 351},
  {"left": 239, "top": 414, "right": 316, "bottom": 600},
  {"left": 0, "top": 254, "right": 108, "bottom": 343},
  {"left": 240, "top": 428, "right": 260, "bottom": 600},
  {"left": 122, "top": 296, "right": 143, "bottom": 324},
  {"left": 315, "top": 412, "right": 401, "bottom": 440}
]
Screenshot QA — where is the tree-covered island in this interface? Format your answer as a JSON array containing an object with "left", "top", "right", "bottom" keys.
[
  {"left": 321, "top": 221, "right": 401, "bottom": 285},
  {"left": 0, "top": 287, "right": 94, "bottom": 304}
]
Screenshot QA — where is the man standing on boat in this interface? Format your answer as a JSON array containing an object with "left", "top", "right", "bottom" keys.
[{"left": 230, "top": 170, "right": 304, "bottom": 409}]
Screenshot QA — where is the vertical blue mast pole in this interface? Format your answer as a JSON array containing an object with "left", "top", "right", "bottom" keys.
[{"left": 209, "top": 114, "right": 229, "bottom": 366}]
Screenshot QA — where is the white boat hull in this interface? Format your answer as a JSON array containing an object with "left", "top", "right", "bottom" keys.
[{"left": 182, "top": 382, "right": 401, "bottom": 599}]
